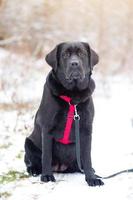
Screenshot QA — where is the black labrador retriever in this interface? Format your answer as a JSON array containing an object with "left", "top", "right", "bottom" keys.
[{"left": 24, "top": 42, "right": 104, "bottom": 186}]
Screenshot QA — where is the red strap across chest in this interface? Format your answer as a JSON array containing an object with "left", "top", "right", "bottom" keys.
[{"left": 58, "top": 95, "right": 75, "bottom": 144}]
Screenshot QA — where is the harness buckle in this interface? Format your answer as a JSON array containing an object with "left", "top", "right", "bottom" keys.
[{"left": 74, "top": 105, "right": 80, "bottom": 120}]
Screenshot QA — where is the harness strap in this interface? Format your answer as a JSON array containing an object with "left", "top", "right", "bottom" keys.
[{"left": 58, "top": 95, "right": 74, "bottom": 144}]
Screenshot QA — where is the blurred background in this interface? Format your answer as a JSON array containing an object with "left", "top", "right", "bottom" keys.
[
  {"left": 0, "top": 1, "right": 133, "bottom": 199},
  {"left": 0, "top": 0, "right": 133, "bottom": 105}
]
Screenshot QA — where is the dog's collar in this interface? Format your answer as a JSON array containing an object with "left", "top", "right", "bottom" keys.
[{"left": 57, "top": 95, "right": 80, "bottom": 144}]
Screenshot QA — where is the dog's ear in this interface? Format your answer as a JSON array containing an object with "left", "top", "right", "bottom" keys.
[
  {"left": 45, "top": 45, "right": 58, "bottom": 70},
  {"left": 45, "top": 43, "right": 65, "bottom": 70},
  {"left": 82, "top": 42, "right": 99, "bottom": 70},
  {"left": 90, "top": 48, "right": 99, "bottom": 68}
]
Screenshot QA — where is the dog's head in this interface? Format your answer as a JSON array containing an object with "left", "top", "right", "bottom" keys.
[{"left": 45, "top": 42, "right": 99, "bottom": 90}]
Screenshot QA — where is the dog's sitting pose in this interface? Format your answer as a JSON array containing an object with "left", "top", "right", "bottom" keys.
[{"left": 24, "top": 42, "right": 104, "bottom": 186}]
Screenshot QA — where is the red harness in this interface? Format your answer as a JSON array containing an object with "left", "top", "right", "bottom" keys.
[{"left": 58, "top": 95, "right": 75, "bottom": 144}]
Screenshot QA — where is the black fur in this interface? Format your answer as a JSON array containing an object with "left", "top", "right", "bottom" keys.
[{"left": 24, "top": 42, "right": 104, "bottom": 186}]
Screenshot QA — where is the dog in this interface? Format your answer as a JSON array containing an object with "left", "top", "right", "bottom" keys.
[{"left": 24, "top": 42, "right": 104, "bottom": 186}]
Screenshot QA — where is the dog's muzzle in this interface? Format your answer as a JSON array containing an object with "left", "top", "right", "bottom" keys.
[{"left": 66, "top": 62, "right": 85, "bottom": 82}]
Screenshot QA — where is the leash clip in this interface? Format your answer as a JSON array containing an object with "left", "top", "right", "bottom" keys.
[{"left": 74, "top": 105, "right": 80, "bottom": 120}]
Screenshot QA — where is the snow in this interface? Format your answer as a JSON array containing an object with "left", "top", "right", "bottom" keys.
[
  {"left": 1, "top": 173, "right": 133, "bottom": 200},
  {"left": 0, "top": 49, "right": 133, "bottom": 199}
]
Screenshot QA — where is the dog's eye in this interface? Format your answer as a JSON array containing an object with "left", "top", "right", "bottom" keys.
[
  {"left": 78, "top": 52, "right": 84, "bottom": 57},
  {"left": 62, "top": 52, "right": 70, "bottom": 59}
]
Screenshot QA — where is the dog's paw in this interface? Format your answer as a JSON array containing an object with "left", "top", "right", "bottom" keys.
[
  {"left": 41, "top": 174, "right": 56, "bottom": 182},
  {"left": 86, "top": 177, "right": 104, "bottom": 187},
  {"left": 27, "top": 166, "right": 41, "bottom": 176}
]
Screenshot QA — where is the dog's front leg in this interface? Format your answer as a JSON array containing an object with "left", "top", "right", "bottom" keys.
[
  {"left": 81, "top": 127, "right": 104, "bottom": 186},
  {"left": 41, "top": 127, "right": 55, "bottom": 182}
]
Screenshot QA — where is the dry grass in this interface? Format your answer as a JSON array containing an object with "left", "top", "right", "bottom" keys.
[{"left": 0, "top": 102, "right": 36, "bottom": 111}]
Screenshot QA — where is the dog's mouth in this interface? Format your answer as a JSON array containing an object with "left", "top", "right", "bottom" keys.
[{"left": 66, "top": 71, "right": 85, "bottom": 83}]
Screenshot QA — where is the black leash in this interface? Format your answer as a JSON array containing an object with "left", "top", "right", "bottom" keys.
[
  {"left": 74, "top": 105, "right": 84, "bottom": 173},
  {"left": 96, "top": 168, "right": 133, "bottom": 179}
]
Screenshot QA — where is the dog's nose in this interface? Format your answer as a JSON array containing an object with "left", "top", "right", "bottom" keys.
[{"left": 70, "top": 61, "right": 79, "bottom": 67}]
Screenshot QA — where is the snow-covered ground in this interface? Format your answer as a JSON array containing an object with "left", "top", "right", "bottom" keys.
[{"left": 0, "top": 48, "right": 133, "bottom": 200}]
